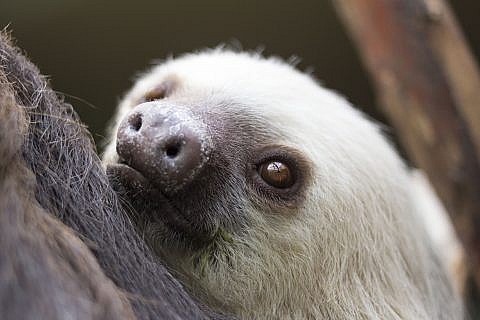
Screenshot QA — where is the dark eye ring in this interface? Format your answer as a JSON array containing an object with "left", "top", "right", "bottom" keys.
[
  {"left": 144, "top": 85, "right": 168, "bottom": 102},
  {"left": 258, "top": 160, "right": 294, "bottom": 189},
  {"left": 142, "top": 79, "right": 176, "bottom": 102},
  {"left": 249, "top": 146, "right": 311, "bottom": 207}
]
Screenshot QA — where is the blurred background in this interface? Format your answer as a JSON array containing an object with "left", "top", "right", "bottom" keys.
[{"left": 1, "top": 0, "right": 479, "bottom": 151}]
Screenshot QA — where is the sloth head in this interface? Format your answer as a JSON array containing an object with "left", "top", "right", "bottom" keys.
[{"left": 104, "top": 50, "right": 457, "bottom": 318}]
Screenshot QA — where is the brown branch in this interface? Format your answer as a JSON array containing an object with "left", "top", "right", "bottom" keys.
[{"left": 332, "top": 0, "right": 480, "bottom": 296}]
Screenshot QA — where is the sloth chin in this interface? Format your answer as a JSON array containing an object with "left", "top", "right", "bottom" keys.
[
  {"left": 106, "top": 163, "right": 221, "bottom": 250},
  {"left": 107, "top": 162, "right": 211, "bottom": 249}
]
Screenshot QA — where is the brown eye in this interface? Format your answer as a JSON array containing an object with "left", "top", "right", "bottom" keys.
[{"left": 259, "top": 161, "right": 294, "bottom": 188}]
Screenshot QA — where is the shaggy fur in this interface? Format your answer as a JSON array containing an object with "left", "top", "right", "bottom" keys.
[
  {"left": 0, "top": 32, "right": 229, "bottom": 320},
  {"left": 105, "top": 50, "right": 464, "bottom": 319},
  {"left": 0, "top": 74, "right": 134, "bottom": 320}
]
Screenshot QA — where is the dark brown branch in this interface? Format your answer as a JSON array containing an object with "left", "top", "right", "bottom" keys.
[{"left": 332, "top": 0, "right": 480, "bottom": 295}]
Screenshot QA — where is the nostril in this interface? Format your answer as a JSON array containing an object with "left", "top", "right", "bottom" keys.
[
  {"left": 130, "top": 113, "right": 143, "bottom": 131},
  {"left": 165, "top": 141, "right": 182, "bottom": 158}
]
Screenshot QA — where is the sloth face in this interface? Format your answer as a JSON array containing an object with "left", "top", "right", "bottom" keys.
[
  {"left": 104, "top": 50, "right": 418, "bottom": 313},
  {"left": 105, "top": 50, "right": 408, "bottom": 253},
  {"left": 105, "top": 52, "right": 329, "bottom": 248},
  {"left": 108, "top": 98, "right": 313, "bottom": 248},
  {"left": 107, "top": 103, "right": 315, "bottom": 250}
]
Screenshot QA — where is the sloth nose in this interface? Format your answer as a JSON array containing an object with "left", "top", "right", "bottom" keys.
[{"left": 116, "top": 103, "right": 209, "bottom": 193}]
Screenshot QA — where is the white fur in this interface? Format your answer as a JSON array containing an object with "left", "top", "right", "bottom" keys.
[
  {"left": 104, "top": 50, "right": 463, "bottom": 319},
  {"left": 411, "top": 170, "right": 466, "bottom": 296}
]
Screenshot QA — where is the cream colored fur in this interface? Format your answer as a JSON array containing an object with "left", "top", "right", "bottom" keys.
[{"left": 104, "top": 50, "right": 463, "bottom": 319}]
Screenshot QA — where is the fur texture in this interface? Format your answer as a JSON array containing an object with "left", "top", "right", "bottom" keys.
[
  {"left": 105, "top": 50, "right": 464, "bottom": 319},
  {"left": 0, "top": 73, "right": 134, "bottom": 320},
  {"left": 0, "top": 32, "right": 229, "bottom": 320}
]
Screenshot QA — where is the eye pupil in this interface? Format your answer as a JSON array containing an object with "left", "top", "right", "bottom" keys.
[{"left": 260, "top": 161, "right": 293, "bottom": 188}]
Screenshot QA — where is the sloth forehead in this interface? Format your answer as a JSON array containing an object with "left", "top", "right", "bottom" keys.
[
  {"left": 136, "top": 51, "right": 344, "bottom": 109},
  {"left": 126, "top": 50, "right": 364, "bottom": 149},
  {"left": 116, "top": 51, "right": 393, "bottom": 188}
]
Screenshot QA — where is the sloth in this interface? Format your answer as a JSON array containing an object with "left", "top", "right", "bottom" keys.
[{"left": 104, "top": 50, "right": 463, "bottom": 319}]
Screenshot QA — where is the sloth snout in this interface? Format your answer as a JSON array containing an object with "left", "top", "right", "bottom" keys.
[{"left": 116, "top": 103, "right": 209, "bottom": 193}]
